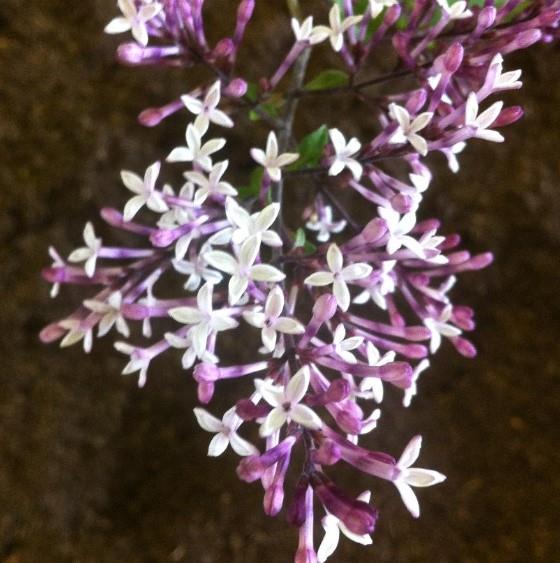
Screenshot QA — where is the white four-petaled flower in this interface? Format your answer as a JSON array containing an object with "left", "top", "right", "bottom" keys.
[
  {"left": 181, "top": 80, "right": 234, "bottom": 132},
  {"left": 68, "top": 222, "right": 102, "bottom": 278},
  {"left": 423, "top": 304, "right": 461, "bottom": 353},
  {"left": 328, "top": 128, "right": 363, "bottom": 181},
  {"left": 388, "top": 103, "right": 433, "bottom": 156},
  {"left": 243, "top": 286, "right": 304, "bottom": 352},
  {"left": 193, "top": 407, "right": 259, "bottom": 457},
  {"left": 437, "top": 0, "right": 473, "bottom": 20},
  {"left": 304, "top": 244, "right": 372, "bottom": 311},
  {"left": 225, "top": 198, "right": 282, "bottom": 248},
  {"left": 353, "top": 260, "right": 397, "bottom": 310},
  {"left": 369, "top": 0, "right": 397, "bottom": 19},
  {"left": 184, "top": 160, "right": 237, "bottom": 205},
  {"left": 84, "top": 291, "right": 130, "bottom": 337},
  {"left": 358, "top": 341, "right": 396, "bottom": 403},
  {"left": 394, "top": 435, "right": 446, "bottom": 518},
  {"left": 314, "top": 5, "right": 363, "bottom": 52},
  {"left": 332, "top": 324, "right": 363, "bottom": 364},
  {"left": 377, "top": 206, "right": 425, "bottom": 258},
  {"left": 465, "top": 92, "right": 504, "bottom": 142},
  {"left": 104, "top": 0, "right": 162, "bottom": 46},
  {"left": 317, "top": 490, "right": 373, "bottom": 562},
  {"left": 121, "top": 161, "right": 169, "bottom": 221},
  {"left": 255, "top": 366, "right": 322, "bottom": 437},
  {"left": 291, "top": 16, "right": 330, "bottom": 45},
  {"left": 305, "top": 205, "right": 346, "bottom": 243},
  {"left": 204, "top": 236, "right": 285, "bottom": 305},
  {"left": 167, "top": 123, "right": 226, "bottom": 171},
  {"left": 250, "top": 131, "right": 299, "bottom": 182}
]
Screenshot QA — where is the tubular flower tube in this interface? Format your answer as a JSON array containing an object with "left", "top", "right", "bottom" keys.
[{"left": 41, "top": 1, "right": 560, "bottom": 560}]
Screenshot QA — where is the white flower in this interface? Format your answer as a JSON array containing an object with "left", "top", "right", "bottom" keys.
[
  {"left": 403, "top": 359, "right": 430, "bottom": 407},
  {"left": 465, "top": 92, "right": 504, "bottom": 142},
  {"left": 291, "top": 16, "right": 329, "bottom": 45},
  {"left": 424, "top": 305, "right": 461, "bottom": 353},
  {"left": 394, "top": 435, "right": 446, "bottom": 518},
  {"left": 68, "top": 222, "right": 102, "bottom": 278},
  {"left": 47, "top": 247, "right": 64, "bottom": 298},
  {"left": 225, "top": 197, "right": 282, "bottom": 248},
  {"left": 388, "top": 104, "right": 433, "bottom": 156},
  {"left": 173, "top": 252, "right": 223, "bottom": 292},
  {"left": 84, "top": 291, "right": 130, "bottom": 337},
  {"left": 193, "top": 407, "right": 259, "bottom": 457},
  {"left": 358, "top": 341, "right": 396, "bottom": 403},
  {"left": 104, "top": 0, "right": 162, "bottom": 46},
  {"left": 369, "top": 0, "right": 397, "bottom": 19},
  {"left": 114, "top": 341, "right": 152, "bottom": 387},
  {"left": 204, "top": 235, "right": 286, "bottom": 305},
  {"left": 181, "top": 80, "right": 234, "bottom": 131},
  {"left": 437, "top": 0, "right": 472, "bottom": 20},
  {"left": 378, "top": 206, "right": 425, "bottom": 258},
  {"left": 443, "top": 141, "right": 466, "bottom": 173},
  {"left": 318, "top": 491, "right": 373, "bottom": 562},
  {"left": 167, "top": 123, "right": 226, "bottom": 171},
  {"left": 164, "top": 331, "right": 199, "bottom": 369},
  {"left": 332, "top": 324, "right": 363, "bottom": 364},
  {"left": 250, "top": 131, "right": 299, "bottom": 182},
  {"left": 59, "top": 320, "right": 93, "bottom": 353},
  {"left": 168, "top": 282, "right": 239, "bottom": 358},
  {"left": 305, "top": 205, "right": 346, "bottom": 243},
  {"left": 418, "top": 230, "right": 448, "bottom": 264},
  {"left": 407, "top": 172, "right": 430, "bottom": 210},
  {"left": 353, "top": 260, "right": 396, "bottom": 310},
  {"left": 255, "top": 366, "right": 322, "bottom": 437},
  {"left": 304, "top": 244, "right": 372, "bottom": 311},
  {"left": 328, "top": 128, "right": 362, "bottom": 180},
  {"left": 243, "top": 286, "right": 305, "bottom": 352},
  {"left": 184, "top": 160, "right": 237, "bottom": 205},
  {"left": 314, "top": 5, "right": 363, "bottom": 52},
  {"left": 121, "top": 161, "right": 169, "bottom": 221},
  {"left": 491, "top": 54, "right": 522, "bottom": 91}
]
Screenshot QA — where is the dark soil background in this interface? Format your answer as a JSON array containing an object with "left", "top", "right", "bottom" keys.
[{"left": 1, "top": 1, "right": 559, "bottom": 562}]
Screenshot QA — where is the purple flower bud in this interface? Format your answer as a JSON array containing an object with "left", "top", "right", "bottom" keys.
[
  {"left": 138, "top": 99, "right": 184, "bottom": 127},
  {"left": 443, "top": 43, "right": 464, "bottom": 73},
  {"left": 287, "top": 477, "right": 310, "bottom": 527},
  {"left": 406, "top": 89, "right": 428, "bottom": 114},
  {"left": 452, "top": 336, "right": 477, "bottom": 358},
  {"left": 311, "top": 439, "right": 341, "bottom": 466},
  {"left": 213, "top": 37, "right": 235, "bottom": 60},
  {"left": 384, "top": 4, "right": 402, "bottom": 26},
  {"left": 224, "top": 78, "right": 248, "bottom": 98},
  {"left": 477, "top": 7, "right": 497, "bottom": 33},
  {"left": 117, "top": 42, "right": 146, "bottom": 65},
  {"left": 237, "top": 436, "right": 297, "bottom": 483},
  {"left": 39, "top": 322, "right": 67, "bottom": 343},
  {"left": 325, "top": 379, "right": 351, "bottom": 403},
  {"left": 494, "top": 106, "right": 524, "bottom": 127}
]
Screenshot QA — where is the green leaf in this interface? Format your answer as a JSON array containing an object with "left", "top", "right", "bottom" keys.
[
  {"left": 294, "top": 228, "right": 306, "bottom": 248},
  {"left": 305, "top": 69, "right": 349, "bottom": 91},
  {"left": 244, "top": 82, "right": 259, "bottom": 104},
  {"left": 290, "top": 125, "right": 329, "bottom": 170},
  {"left": 238, "top": 167, "right": 264, "bottom": 200}
]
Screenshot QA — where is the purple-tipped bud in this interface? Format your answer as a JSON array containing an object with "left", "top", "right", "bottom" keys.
[
  {"left": 406, "top": 89, "right": 428, "bottom": 114},
  {"left": 507, "top": 29, "right": 542, "bottom": 52},
  {"left": 494, "top": 106, "right": 524, "bottom": 127},
  {"left": 236, "top": 0, "right": 255, "bottom": 25},
  {"left": 539, "top": 8, "right": 560, "bottom": 26},
  {"left": 117, "top": 42, "right": 146, "bottom": 65},
  {"left": 378, "top": 362, "right": 413, "bottom": 389},
  {"left": 311, "top": 440, "right": 341, "bottom": 466},
  {"left": 467, "top": 252, "right": 494, "bottom": 270},
  {"left": 287, "top": 477, "right": 310, "bottom": 527},
  {"left": 334, "top": 402, "right": 363, "bottom": 435},
  {"left": 213, "top": 37, "right": 235, "bottom": 59},
  {"left": 138, "top": 99, "right": 184, "bottom": 128},
  {"left": 150, "top": 228, "right": 179, "bottom": 248},
  {"left": 325, "top": 379, "right": 351, "bottom": 403},
  {"left": 39, "top": 322, "right": 66, "bottom": 343},
  {"left": 197, "top": 381, "right": 215, "bottom": 404},
  {"left": 443, "top": 43, "right": 464, "bottom": 73},
  {"left": 224, "top": 78, "right": 248, "bottom": 98},
  {"left": 384, "top": 4, "right": 402, "bottom": 26},
  {"left": 391, "top": 193, "right": 414, "bottom": 214},
  {"left": 264, "top": 483, "right": 285, "bottom": 516},
  {"left": 477, "top": 6, "right": 496, "bottom": 32},
  {"left": 452, "top": 336, "right": 477, "bottom": 358},
  {"left": 237, "top": 437, "right": 297, "bottom": 483},
  {"left": 312, "top": 294, "right": 338, "bottom": 323},
  {"left": 362, "top": 218, "right": 387, "bottom": 243}
]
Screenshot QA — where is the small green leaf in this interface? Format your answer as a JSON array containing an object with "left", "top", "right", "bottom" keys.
[
  {"left": 244, "top": 82, "right": 259, "bottom": 104},
  {"left": 290, "top": 125, "right": 329, "bottom": 170},
  {"left": 294, "top": 228, "right": 306, "bottom": 248},
  {"left": 305, "top": 69, "right": 349, "bottom": 91},
  {"left": 238, "top": 167, "right": 264, "bottom": 200}
]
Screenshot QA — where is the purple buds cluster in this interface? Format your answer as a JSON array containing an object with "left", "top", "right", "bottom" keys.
[{"left": 42, "top": 1, "right": 559, "bottom": 560}]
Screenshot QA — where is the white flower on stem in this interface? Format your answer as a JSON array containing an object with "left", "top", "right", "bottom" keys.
[
  {"left": 168, "top": 282, "right": 239, "bottom": 358},
  {"left": 314, "top": 5, "right": 363, "bottom": 52},
  {"left": 255, "top": 366, "right": 322, "bottom": 437},
  {"left": 48, "top": 247, "right": 64, "bottom": 298},
  {"left": 157, "top": 183, "right": 196, "bottom": 229},
  {"left": 204, "top": 235, "right": 286, "bottom": 305},
  {"left": 84, "top": 291, "right": 130, "bottom": 337},
  {"left": 328, "top": 128, "right": 362, "bottom": 181},
  {"left": 491, "top": 54, "right": 522, "bottom": 91},
  {"left": 243, "top": 286, "right": 305, "bottom": 352},
  {"left": 291, "top": 16, "right": 330, "bottom": 45},
  {"left": 465, "top": 92, "right": 504, "bottom": 142},
  {"left": 388, "top": 104, "right": 433, "bottom": 156},
  {"left": 408, "top": 173, "right": 430, "bottom": 210},
  {"left": 104, "top": 0, "right": 162, "bottom": 46},
  {"left": 369, "top": 0, "right": 397, "bottom": 19},
  {"left": 250, "top": 131, "right": 299, "bottom": 182},
  {"left": 305, "top": 205, "right": 346, "bottom": 243},
  {"left": 167, "top": 123, "right": 226, "bottom": 171},
  {"left": 173, "top": 252, "right": 223, "bottom": 292},
  {"left": 418, "top": 230, "right": 448, "bottom": 265},
  {"left": 444, "top": 141, "right": 466, "bottom": 173},
  {"left": 394, "top": 435, "right": 446, "bottom": 518},
  {"left": 437, "top": 0, "right": 472, "bottom": 20},
  {"left": 164, "top": 331, "right": 199, "bottom": 369},
  {"left": 317, "top": 490, "right": 373, "bottom": 562},
  {"left": 358, "top": 341, "right": 396, "bottom": 403},
  {"left": 378, "top": 206, "right": 425, "bottom": 258},
  {"left": 304, "top": 243, "right": 372, "bottom": 311},
  {"left": 114, "top": 342, "right": 152, "bottom": 387},
  {"left": 181, "top": 80, "right": 234, "bottom": 131},
  {"left": 184, "top": 160, "right": 237, "bottom": 205},
  {"left": 403, "top": 359, "right": 430, "bottom": 407},
  {"left": 225, "top": 197, "right": 282, "bottom": 248},
  {"left": 353, "top": 260, "right": 396, "bottom": 310},
  {"left": 194, "top": 407, "right": 259, "bottom": 457},
  {"left": 424, "top": 305, "right": 461, "bottom": 353},
  {"left": 59, "top": 320, "right": 93, "bottom": 353},
  {"left": 68, "top": 222, "right": 102, "bottom": 278},
  {"left": 121, "top": 161, "right": 169, "bottom": 221},
  {"left": 332, "top": 324, "right": 363, "bottom": 364}
]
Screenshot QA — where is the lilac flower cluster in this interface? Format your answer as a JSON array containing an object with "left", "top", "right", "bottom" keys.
[{"left": 41, "top": 1, "right": 560, "bottom": 561}]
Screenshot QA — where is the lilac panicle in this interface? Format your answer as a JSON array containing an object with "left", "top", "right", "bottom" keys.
[{"left": 41, "top": 1, "right": 560, "bottom": 561}]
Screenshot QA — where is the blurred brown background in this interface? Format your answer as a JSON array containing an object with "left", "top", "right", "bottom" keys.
[{"left": 1, "top": 1, "right": 559, "bottom": 562}]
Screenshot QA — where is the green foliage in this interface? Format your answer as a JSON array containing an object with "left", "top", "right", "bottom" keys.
[
  {"left": 290, "top": 125, "right": 329, "bottom": 170},
  {"left": 293, "top": 228, "right": 317, "bottom": 254},
  {"left": 305, "top": 69, "right": 349, "bottom": 91},
  {"left": 238, "top": 167, "right": 264, "bottom": 200}
]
